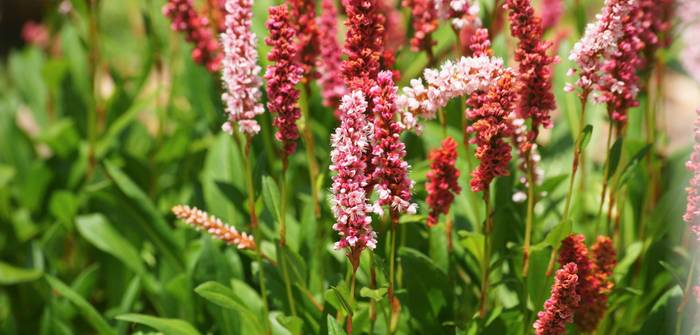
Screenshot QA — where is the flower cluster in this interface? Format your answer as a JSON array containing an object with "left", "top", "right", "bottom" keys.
[
  {"left": 290, "top": 0, "right": 321, "bottom": 82},
  {"left": 379, "top": 0, "right": 406, "bottom": 72},
  {"left": 533, "top": 262, "right": 580, "bottom": 335},
  {"left": 397, "top": 56, "right": 511, "bottom": 131},
  {"left": 539, "top": 0, "right": 563, "bottom": 31},
  {"left": 370, "top": 71, "right": 417, "bottom": 216},
  {"left": 21, "top": 21, "right": 49, "bottom": 48},
  {"left": 558, "top": 234, "right": 617, "bottom": 332},
  {"left": 317, "top": 0, "right": 347, "bottom": 108},
  {"left": 596, "top": 0, "right": 644, "bottom": 125},
  {"left": 342, "top": 0, "right": 385, "bottom": 95},
  {"left": 469, "top": 28, "right": 492, "bottom": 57},
  {"left": 684, "top": 109, "right": 700, "bottom": 239},
  {"left": 638, "top": 0, "right": 674, "bottom": 63},
  {"left": 505, "top": 0, "right": 557, "bottom": 134},
  {"left": 404, "top": 0, "right": 438, "bottom": 53},
  {"left": 466, "top": 71, "right": 517, "bottom": 192},
  {"left": 426, "top": 137, "right": 462, "bottom": 226},
  {"left": 163, "top": 0, "right": 222, "bottom": 72},
  {"left": 220, "top": 0, "right": 264, "bottom": 136},
  {"left": 330, "top": 91, "right": 376, "bottom": 266},
  {"left": 206, "top": 0, "right": 227, "bottom": 33},
  {"left": 565, "top": 0, "right": 635, "bottom": 95},
  {"left": 265, "top": 5, "right": 304, "bottom": 159},
  {"left": 680, "top": 0, "right": 700, "bottom": 83},
  {"left": 172, "top": 205, "right": 256, "bottom": 250}
]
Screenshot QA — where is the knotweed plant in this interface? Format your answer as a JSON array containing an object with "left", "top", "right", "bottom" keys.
[{"left": 6, "top": 1, "right": 700, "bottom": 335}]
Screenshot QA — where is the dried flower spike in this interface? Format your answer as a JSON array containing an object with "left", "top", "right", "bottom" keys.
[
  {"left": 172, "top": 205, "right": 256, "bottom": 250},
  {"left": 533, "top": 262, "right": 580, "bottom": 335},
  {"left": 265, "top": 5, "right": 304, "bottom": 159},
  {"left": 220, "top": 0, "right": 264, "bottom": 136},
  {"left": 426, "top": 137, "right": 462, "bottom": 227}
]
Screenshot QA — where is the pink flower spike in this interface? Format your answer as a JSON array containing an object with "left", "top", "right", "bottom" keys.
[
  {"left": 370, "top": 71, "right": 417, "bottom": 216},
  {"left": 330, "top": 91, "right": 376, "bottom": 267},
  {"left": 265, "top": 5, "right": 304, "bottom": 159},
  {"left": 317, "top": 0, "right": 347, "bottom": 109},
  {"left": 404, "top": 0, "right": 438, "bottom": 53},
  {"left": 163, "top": 0, "right": 222, "bottom": 72},
  {"left": 342, "top": 0, "right": 385, "bottom": 95},
  {"left": 685, "top": 109, "right": 700, "bottom": 240},
  {"left": 426, "top": 137, "right": 462, "bottom": 227},
  {"left": 533, "top": 262, "right": 580, "bottom": 335},
  {"left": 220, "top": 0, "right": 264, "bottom": 136}
]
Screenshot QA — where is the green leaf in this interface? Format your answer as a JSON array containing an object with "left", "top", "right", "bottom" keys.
[
  {"left": 579, "top": 124, "right": 593, "bottom": 150},
  {"left": 194, "top": 281, "right": 241, "bottom": 310},
  {"left": 49, "top": 191, "right": 79, "bottom": 229},
  {"left": 262, "top": 175, "right": 281, "bottom": 223},
  {"left": 327, "top": 314, "right": 347, "bottom": 335},
  {"left": 103, "top": 161, "right": 183, "bottom": 269},
  {"left": 194, "top": 281, "right": 265, "bottom": 334},
  {"left": 46, "top": 275, "right": 117, "bottom": 335},
  {"left": 606, "top": 138, "right": 624, "bottom": 180},
  {"left": 359, "top": 287, "right": 388, "bottom": 301},
  {"left": 458, "top": 231, "right": 485, "bottom": 264},
  {"left": 325, "top": 286, "right": 352, "bottom": 315},
  {"left": 115, "top": 314, "right": 200, "bottom": 335},
  {"left": 399, "top": 248, "right": 449, "bottom": 334},
  {"left": 0, "top": 261, "right": 42, "bottom": 285},
  {"left": 618, "top": 144, "right": 652, "bottom": 186},
  {"left": 76, "top": 214, "right": 145, "bottom": 274},
  {"left": 543, "top": 219, "right": 572, "bottom": 249}
]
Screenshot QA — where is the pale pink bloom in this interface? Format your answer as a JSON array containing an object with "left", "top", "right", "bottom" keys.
[
  {"left": 397, "top": 56, "right": 512, "bottom": 131},
  {"left": 330, "top": 91, "right": 377, "bottom": 255},
  {"left": 566, "top": 0, "right": 635, "bottom": 95},
  {"left": 684, "top": 109, "right": 700, "bottom": 239},
  {"left": 172, "top": 205, "right": 256, "bottom": 250},
  {"left": 219, "top": 0, "right": 264, "bottom": 136}
]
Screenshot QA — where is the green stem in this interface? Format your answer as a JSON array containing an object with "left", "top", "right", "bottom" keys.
[
  {"left": 388, "top": 214, "right": 398, "bottom": 334},
  {"left": 86, "top": 0, "right": 101, "bottom": 180},
  {"left": 278, "top": 163, "right": 297, "bottom": 319},
  {"left": 596, "top": 118, "right": 614, "bottom": 225},
  {"left": 676, "top": 251, "right": 697, "bottom": 335},
  {"left": 479, "top": 190, "right": 493, "bottom": 318},
  {"left": 346, "top": 266, "right": 358, "bottom": 334},
  {"left": 522, "top": 151, "right": 536, "bottom": 276},
  {"left": 546, "top": 93, "right": 588, "bottom": 276},
  {"left": 301, "top": 84, "right": 321, "bottom": 218},
  {"left": 369, "top": 252, "right": 377, "bottom": 335}
]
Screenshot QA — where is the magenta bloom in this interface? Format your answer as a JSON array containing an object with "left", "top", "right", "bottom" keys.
[
  {"left": 220, "top": 0, "right": 264, "bottom": 136},
  {"left": 680, "top": 0, "right": 700, "bottom": 83},
  {"left": 505, "top": 0, "right": 557, "bottom": 133},
  {"left": 342, "top": 0, "right": 385, "bottom": 95},
  {"left": 369, "top": 71, "right": 417, "bottom": 216},
  {"left": 469, "top": 28, "right": 492, "bottom": 57},
  {"left": 558, "top": 234, "right": 615, "bottom": 332},
  {"left": 684, "top": 109, "right": 700, "bottom": 239},
  {"left": 330, "top": 91, "right": 376, "bottom": 267},
  {"left": 265, "top": 5, "right": 304, "bottom": 159},
  {"left": 404, "top": 0, "right": 438, "bottom": 53},
  {"left": 426, "top": 137, "right": 462, "bottom": 227},
  {"left": 466, "top": 71, "right": 517, "bottom": 192},
  {"left": 379, "top": 0, "right": 406, "bottom": 63},
  {"left": 163, "top": 0, "right": 222, "bottom": 72},
  {"left": 290, "top": 0, "right": 320, "bottom": 82},
  {"left": 533, "top": 262, "right": 580, "bottom": 335},
  {"left": 539, "top": 0, "right": 562, "bottom": 31},
  {"left": 21, "top": 21, "right": 49, "bottom": 48},
  {"left": 317, "top": 0, "right": 347, "bottom": 109},
  {"left": 565, "top": 0, "right": 635, "bottom": 95}
]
